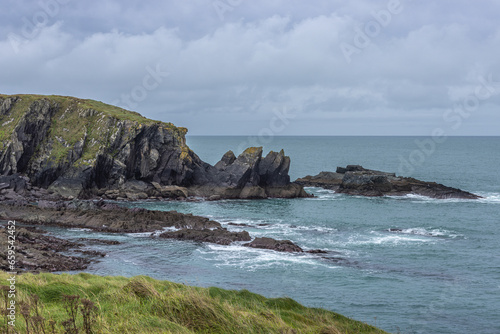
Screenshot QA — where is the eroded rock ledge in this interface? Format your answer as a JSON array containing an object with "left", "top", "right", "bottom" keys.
[
  {"left": 0, "top": 226, "right": 95, "bottom": 272},
  {"left": 0, "top": 199, "right": 315, "bottom": 272},
  {"left": 296, "top": 165, "right": 481, "bottom": 199}
]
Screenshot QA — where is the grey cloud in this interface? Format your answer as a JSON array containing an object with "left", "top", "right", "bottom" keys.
[{"left": 1, "top": 0, "right": 499, "bottom": 135}]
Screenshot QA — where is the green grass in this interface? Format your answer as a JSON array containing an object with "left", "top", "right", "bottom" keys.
[{"left": 0, "top": 272, "right": 388, "bottom": 334}]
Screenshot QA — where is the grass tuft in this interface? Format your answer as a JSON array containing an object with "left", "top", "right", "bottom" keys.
[{"left": 1, "top": 270, "right": 388, "bottom": 333}]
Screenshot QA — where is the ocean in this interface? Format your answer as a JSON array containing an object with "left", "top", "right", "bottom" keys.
[{"left": 47, "top": 136, "right": 499, "bottom": 334}]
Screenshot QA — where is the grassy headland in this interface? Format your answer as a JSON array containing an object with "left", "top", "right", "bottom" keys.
[
  {"left": 0, "top": 94, "right": 187, "bottom": 165},
  {"left": 0, "top": 271, "right": 387, "bottom": 334}
]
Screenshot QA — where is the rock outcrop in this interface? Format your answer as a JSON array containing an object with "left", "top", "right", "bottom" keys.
[
  {"left": 243, "top": 237, "right": 304, "bottom": 253},
  {"left": 189, "top": 147, "right": 309, "bottom": 199},
  {"left": 160, "top": 229, "right": 251, "bottom": 246},
  {"left": 296, "top": 165, "right": 481, "bottom": 199},
  {"left": 0, "top": 200, "right": 223, "bottom": 233},
  {"left": 0, "top": 199, "right": 311, "bottom": 261},
  {"left": 0, "top": 226, "right": 97, "bottom": 272},
  {"left": 0, "top": 94, "right": 307, "bottom": 200}
]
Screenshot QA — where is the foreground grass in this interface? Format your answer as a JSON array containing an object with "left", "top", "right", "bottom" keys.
[{"left": 0, "top": 271, "right": 388, "bottom": 334}]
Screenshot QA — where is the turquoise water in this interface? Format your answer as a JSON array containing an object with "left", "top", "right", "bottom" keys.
[{"left": 50, "top": 136, "right": 499, "bottom": 333}]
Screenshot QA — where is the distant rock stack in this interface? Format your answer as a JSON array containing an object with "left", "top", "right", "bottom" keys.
[
  {"left": 296, "top": 165, "right": 481, "bottom": 199},
  {"left": 190, "top": 147, "right": 309, "bottom": 199}
]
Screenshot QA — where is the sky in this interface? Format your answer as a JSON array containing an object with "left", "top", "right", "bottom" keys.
[{"left": 1, "top": 0, "right": 499, "bottom": 135}]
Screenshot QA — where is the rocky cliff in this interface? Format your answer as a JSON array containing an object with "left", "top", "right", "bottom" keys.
[{"left": 0, "top": 94, "right": 307, "bottom": 199}]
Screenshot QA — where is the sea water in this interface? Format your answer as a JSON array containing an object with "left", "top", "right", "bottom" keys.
[{"left": 48, "top": 136, "right": 499, "bottom": 334}]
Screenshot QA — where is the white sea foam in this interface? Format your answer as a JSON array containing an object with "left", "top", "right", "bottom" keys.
[
  {"left": 68, "top": 228, "right": 93, "bottom": 232},
  {"left": 303, "top": 187, "right": 343, "bottom": 201},
  {"left": 477, "top": 192, "right": 500, "bottom": 204},
  {"left": 220, "top": 217, "right": 337, "bottom": 235},
  {"left": 128, "top": 226, "right": 179, "bottom": 238},
  {"left": 198, "top": 244, "right": 338, "bottom": 271},
  {"left": 386, "top": 192, "right": 500, "bottom": 204},
  {"left": 389, "top": 227, "right": 463, "bottom": 239},
  {"left": 340, "top": 231, "right": 434, "bottom": 246}
]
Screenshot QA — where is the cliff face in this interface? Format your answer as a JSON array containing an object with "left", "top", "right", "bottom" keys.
[
  {"left": 0, "top": 94, "right": 306, "bottom": 199},
  {"left": 0, "top": 94, "right": 203, "bottom": 198}
]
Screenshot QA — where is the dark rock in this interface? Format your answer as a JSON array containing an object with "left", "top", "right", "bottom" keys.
[
  {"left": 243, "top": 237, "right": 303, "bottom": 253},
  {"left": 227, "top": 222, "right": 252, "bottom": 227},
  {"left": 306, "top": 249, "right": 328, "bottom": 254},
  {"left": 159, "top": 229, "right": 251, "bottom": 245},
  {"left": 77, "top": 238, "right": 121, "bottom": 245},
  {"left": 77, "top": 250, "right": 106, "bottom": 257},
  {"left": 336, "top": 165, "right": 365, "bottom": 173},
  {"left": 295, "top": 171, "right": 343, "bottom": 191},
  {"left": 214, "top": 150, "right": 236, "bottom": 170},
  {"left": 0, "top": 200, "right": 223, "bottom": 233},
  {"left": 190, "top": 148, "right": 310, "bottom": 199},
  {"left": 0, "top": 226, "right": 96, "bottom": 272},
  {"left": 296, "top": 165, "right": 481, "bottom": 199}
]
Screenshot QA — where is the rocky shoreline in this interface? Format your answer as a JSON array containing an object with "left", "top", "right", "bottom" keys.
[
  {"left": 0, "top": 195, "right": 318, "bottom": 272},
  {"left": 296, "top": 165, "right": 481, "bottom": 199},
  {"left": 0, "top": 225, "right": 97, "bottom": 272}
]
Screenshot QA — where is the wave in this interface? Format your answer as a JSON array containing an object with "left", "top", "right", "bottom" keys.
[
  {"left": 345, "top": 232, "right": 435, "bottom": 246},
  {"left": 303, "top": 187, "right": 343, "bottom": 201},
  {"left": 128, "top": 226, "right": 179, "bottom": 238},
  {"left": 385, "top": 192, "right": 500, "bottom": 204},
  {"left": 220, "top": 218, "right": 338, "bottom": 237},
  {"left": 387, "top": 227, "right": 464, "bottom": 239},
  {"left": 476, "top": 192, "right": 500, "bottom": 204},
  {"left": 197, "top": 244, "right": 338, "bottom": 271}
]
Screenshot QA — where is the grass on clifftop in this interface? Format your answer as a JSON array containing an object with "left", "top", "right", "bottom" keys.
[
  {"left": 0, "top": 271, "right": 388, "bottom": 334},
  {"left": 0, "top": 94, "right": 187, "bottom": 165},
  {"left": 0, "top": 94, "right": 169, "bottom": 126}
]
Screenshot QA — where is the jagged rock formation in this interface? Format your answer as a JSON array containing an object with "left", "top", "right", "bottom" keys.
[
  {"left": 0, "top": 94, "right": 307, "bottom": 200},
  {"left": 296, "top": 165, "right": 481, "bottom": 199},
  {"left": 189, "top": 147, "right": 309, "bottom": 199}
]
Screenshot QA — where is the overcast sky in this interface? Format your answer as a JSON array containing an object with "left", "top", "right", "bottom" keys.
[{"left": 1, "top": 0, "right": 499, "bottom": 135}]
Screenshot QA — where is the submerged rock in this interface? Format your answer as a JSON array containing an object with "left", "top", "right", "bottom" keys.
[
  {"left": 243, "top": 237, "right": 304, "bottom": 253},
  {"left": 296, "top": 165, "right": 481, "bottom": 199},
  {"left": 160, "top": 229, "right": 251, "bottom": 245}
]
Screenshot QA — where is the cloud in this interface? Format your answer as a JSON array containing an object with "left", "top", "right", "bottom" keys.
[{"left": 1, "top": 0, "right": 499, "bottom": 135}]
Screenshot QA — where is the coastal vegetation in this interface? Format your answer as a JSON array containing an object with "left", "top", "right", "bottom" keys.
[{"left": 0, "top": 271, "right": 387, "bottom": 333}]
